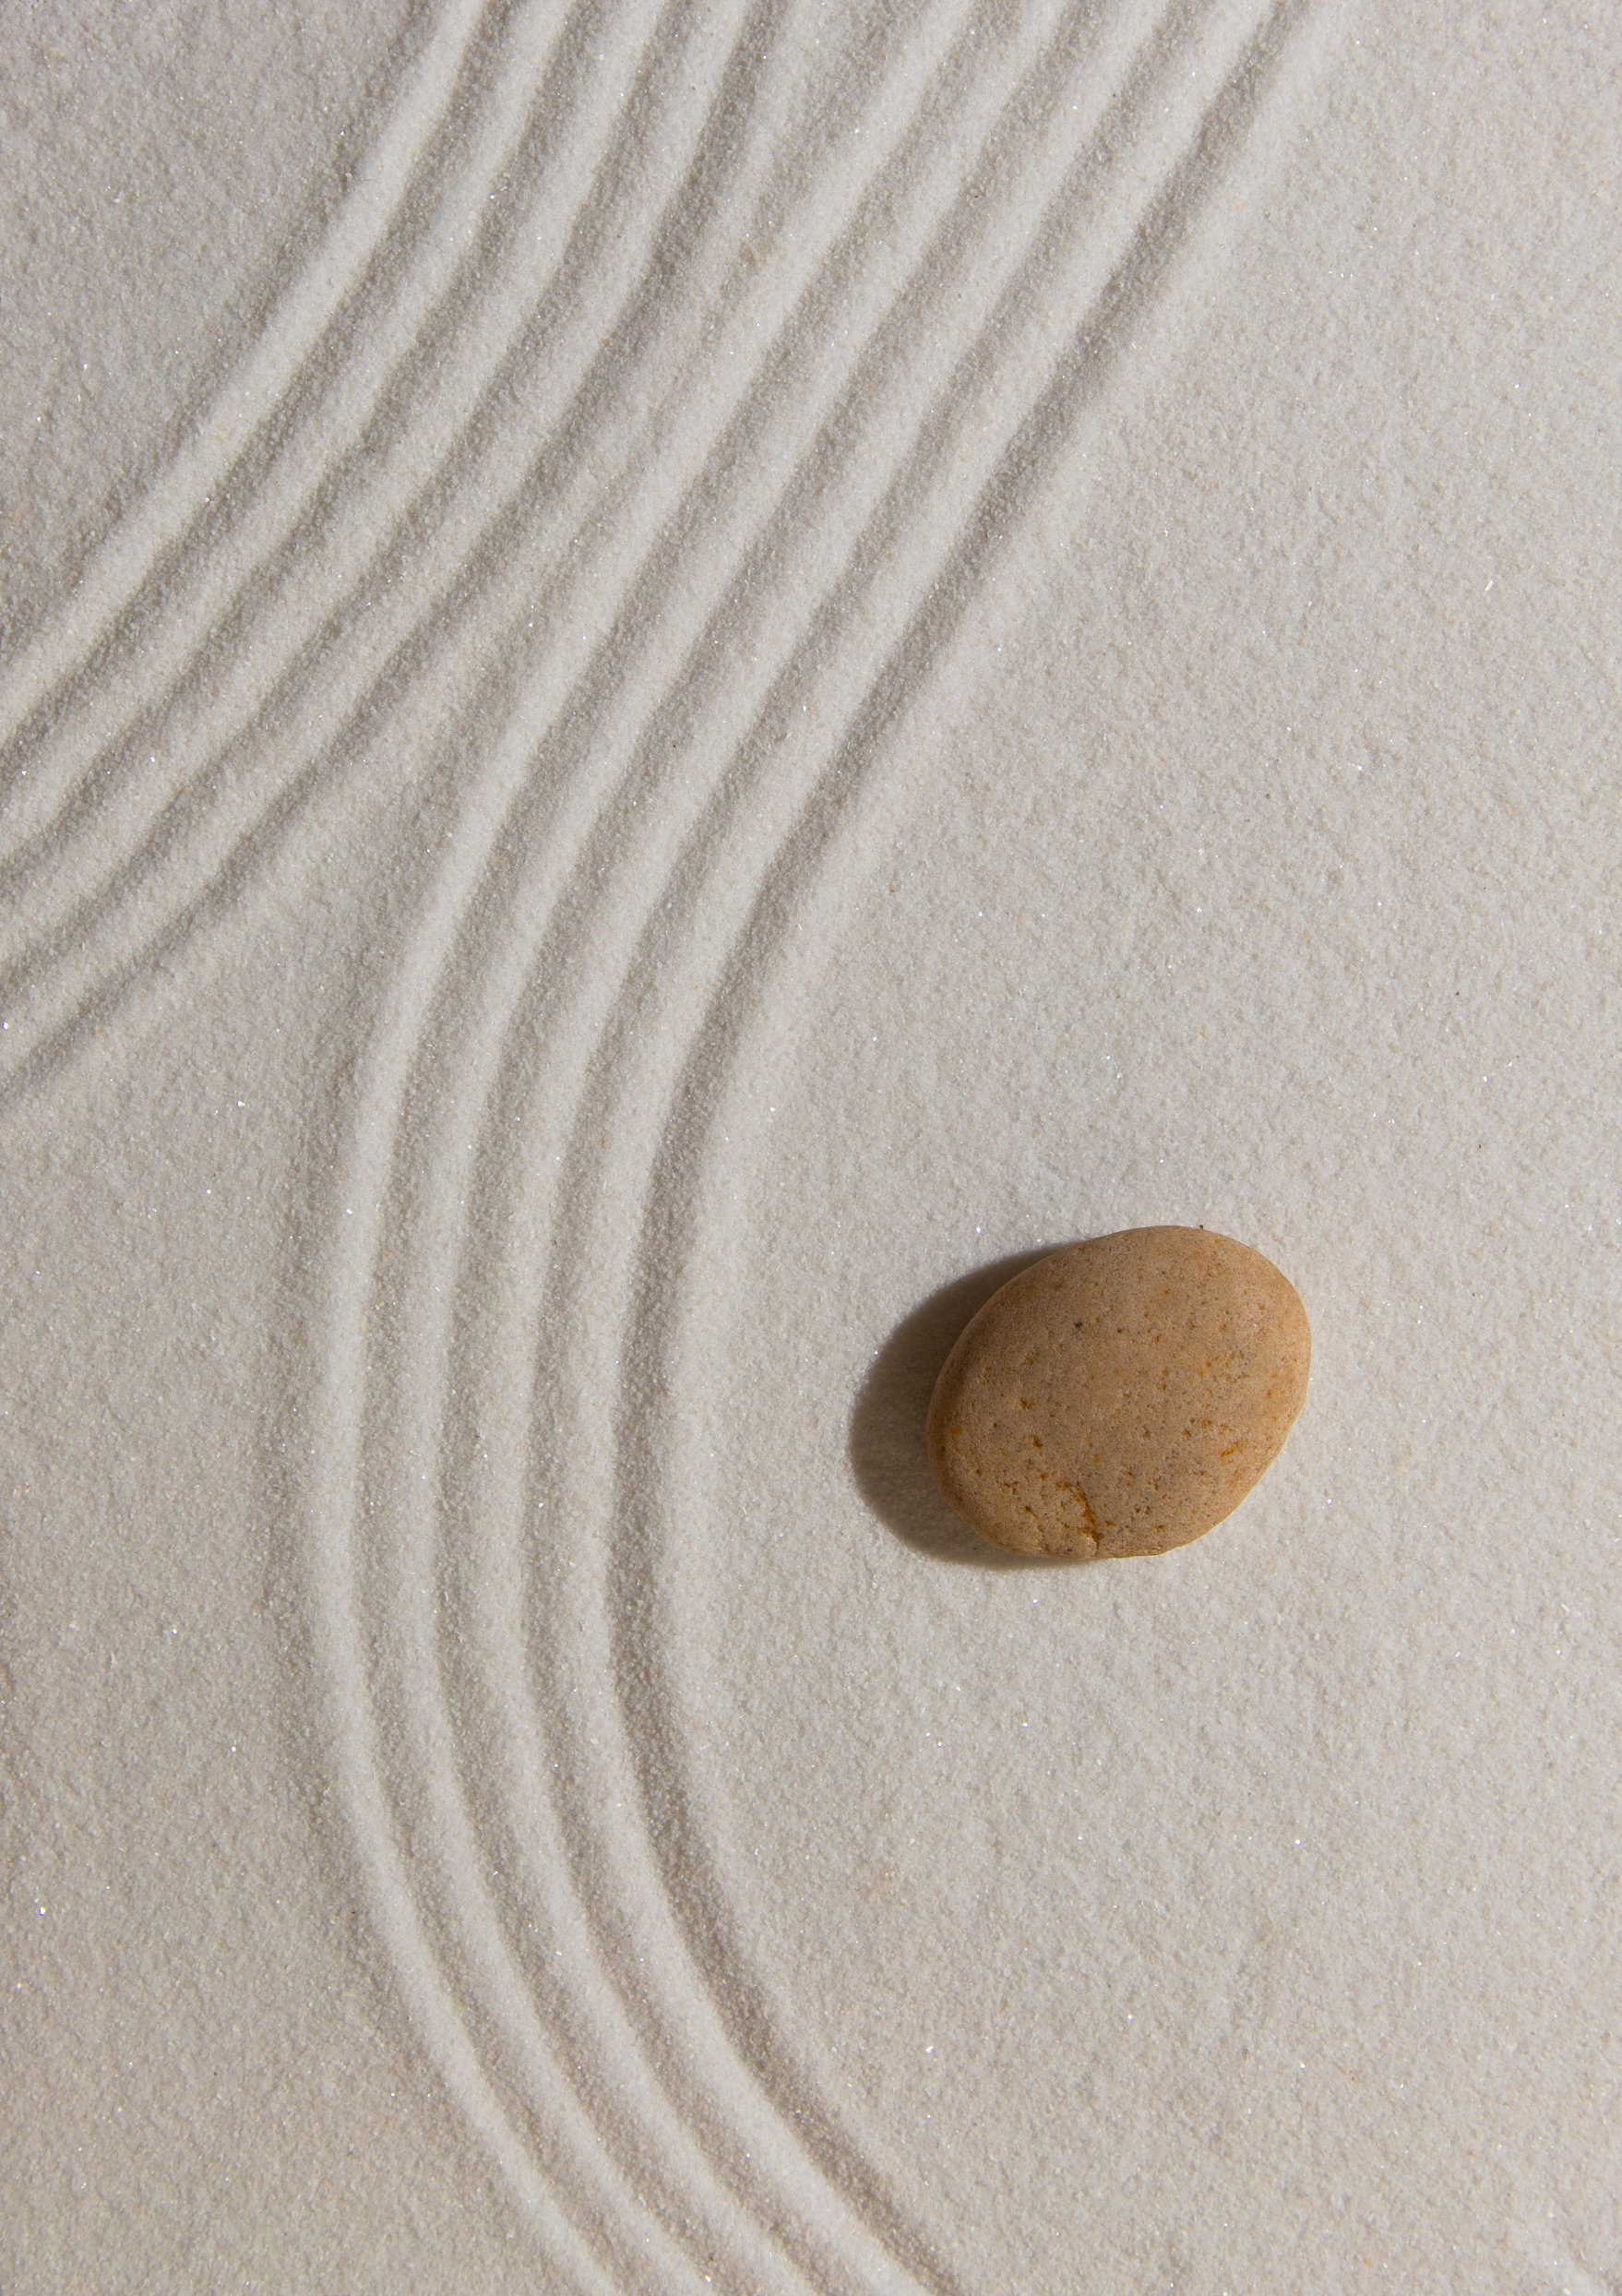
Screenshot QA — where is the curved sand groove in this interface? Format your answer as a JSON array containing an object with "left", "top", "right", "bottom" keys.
[
  {"left": 531, "top": 0, "right": 1330, "bottom": 2266},
  {"left": 304, "top": 8, "right": 1184, "bottom": 2278},
  {"left": 313, "top": 1185, "right": 734, "bottom": 2296},
  {"left": 0, "top": 0, "right": 626, "bottom": 867},
  {"left": 0, "top": 0, "right": 1078, "bottom": 1101},
  {"left": 326, "top": 0, "right": 1294, "bottom": 2278},
  {"left": 0, "top": 0, "right": 741, "bottom": 1063},
  {"left": 0, "top": 0, "right": 741, "bottom": 885},
  {"left": 300, "top": 0, "right": 1330, "bottom": 2278},
  {"left": 618, "top": 0, "right": 1330, "bottom": 2205},
  {"left": 304, "top": 8, "right": 1096, "bottom": 2278},
  {"left": 0, "top": 0, "right": 795, "bottom": 1106},
  {"left": 0, "top": 0, "right": 500, "bottom": 762},
  {"left": 10, "top": 6, "right": 1614, "bottom": 2287},
  {"left": 0, "top": 0, "right": 984, "bottom": 1103}
]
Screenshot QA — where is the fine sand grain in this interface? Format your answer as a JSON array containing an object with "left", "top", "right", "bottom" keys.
[{"left": 4, "top": 5, "right": 1619, "bottom": 2290}]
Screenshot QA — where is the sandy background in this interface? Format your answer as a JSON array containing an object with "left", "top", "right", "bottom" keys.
[{"left": 3, "top": 3, "right": 1618, "bottom": 2290}]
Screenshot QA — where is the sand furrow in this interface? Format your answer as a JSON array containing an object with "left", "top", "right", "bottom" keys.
[{"left": 292, "top": 2, "right": 1335, "bottom": 2286}]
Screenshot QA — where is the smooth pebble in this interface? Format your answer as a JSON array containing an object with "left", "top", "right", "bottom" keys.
[{"left": 925, "top": 1226, "right": 1311, "bottom": 1559}]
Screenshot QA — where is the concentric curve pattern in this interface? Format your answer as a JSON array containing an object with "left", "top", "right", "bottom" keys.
[{"left": 4, "top": 3, "right": 1342, "bottom": 2288}]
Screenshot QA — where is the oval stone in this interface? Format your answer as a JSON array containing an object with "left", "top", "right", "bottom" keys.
[{"left": 925, "top": 1227, "right": 1310, "bottom": 1559}]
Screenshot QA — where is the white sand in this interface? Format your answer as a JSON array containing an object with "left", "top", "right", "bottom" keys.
[{"left": 4, "top": 3, "right": 1618, "bottom": 2289}]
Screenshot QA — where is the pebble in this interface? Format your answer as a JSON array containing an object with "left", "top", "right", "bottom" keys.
[{"left": 925, "top": 1226, "right": 1310, "bottom": 1559}]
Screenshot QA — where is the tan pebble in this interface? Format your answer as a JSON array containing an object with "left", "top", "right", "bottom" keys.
[{"left": 925, "top": 1226, "right": 1310, "bottom": 1560}]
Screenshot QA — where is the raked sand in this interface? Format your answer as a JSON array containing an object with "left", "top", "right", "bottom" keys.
[{"left": 3, "top": 4, "right": 1619, "bottom": 2290}]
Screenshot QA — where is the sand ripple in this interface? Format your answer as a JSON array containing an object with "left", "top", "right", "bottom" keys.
[{"left": 2, "top": 3, "right": 1334, "bottom": 2285}]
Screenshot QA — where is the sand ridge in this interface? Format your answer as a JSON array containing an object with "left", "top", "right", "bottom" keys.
[{"left": 3, "top": 2, "right": 1619, "bottom": 2290}]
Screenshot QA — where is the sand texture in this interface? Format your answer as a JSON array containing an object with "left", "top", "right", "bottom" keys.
[{"left": 3, "top": 4, "right": 1619, "bottom": 2290}]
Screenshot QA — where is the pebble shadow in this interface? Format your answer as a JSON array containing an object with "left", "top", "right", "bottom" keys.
[{"left": 849, "top": 1247, "right": 1086, "bottom": 1568}]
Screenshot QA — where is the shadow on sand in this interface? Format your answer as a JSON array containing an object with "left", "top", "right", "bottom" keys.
[{"left": 848, "top": 1247, "right": 1089, "bottom": 1568}]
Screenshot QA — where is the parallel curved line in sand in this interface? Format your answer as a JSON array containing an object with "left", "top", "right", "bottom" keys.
[
  {"left": 0, "top": 0, "right": 963, "bottom": 1097},
  {"left": 0, "top": 0, "right": 500, "bottom": 763},
  {"left": 0, "top": 0, "right": 605, "bottom": 858},
  {"left": 597, "top": 0, "right": 1335, "bottom": 2254},
  {"left": 307, "top": 4, "right": 1078, "bottom": 2278},
  {"left": 0, "top": 0, "right": 973, "bottom": 1117},
  {"left": 340, "top": 4, "right": 1294, "bottom": 2278},
  {"left": 321, "top": 0, "right": 1294, "bottom": 2278},
  {"left": 0, "top": 0, "right": 687, "bottom": 930},
  {"left": 0, "top": 23, "right": 834, "bottom": 2242},
  {"left": 0, "top": 0, "right": 1078, "bottom": 1104},
  {"left": 304, "top": 4, "right": 1156, "bottom": 2278},
  {"left": 0, "top": 0, "right": 749, "bottom": 899},
  {"left": 298, "top": 4, "right": 1055, "bottom": 2278},
  {"left": 316, "top": 828, "right": 808, "bottom": 2293},
  {"left": 446, "top": 0, "right": 1330, "bottom": 2270},
  {"left": 0, "top": 0, "right": 791, "bottom": 1093},
  {"left": 311, "top": 1180, "right": 710, "bottom": 2296}
]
